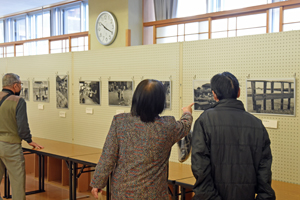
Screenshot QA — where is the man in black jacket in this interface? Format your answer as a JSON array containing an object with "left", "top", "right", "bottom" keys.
[{"left": 191, "top": 72, "right": 275, "bottom": 200}]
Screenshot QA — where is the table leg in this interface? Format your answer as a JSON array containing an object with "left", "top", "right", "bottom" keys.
[
  {"left": 181, "top": 187, "right": 186, "bottom": 200},
  {"left": 69, "top": 161, "right": 73, "bottom": 200},
  {"left": 72, "top": 162, "right": 77, "bottom": 200},
  {"left": 172, "top": 184, "right": 179, "bottom": 200}
]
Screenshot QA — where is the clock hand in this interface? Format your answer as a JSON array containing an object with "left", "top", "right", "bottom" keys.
[{"left": 100, "top": 23, "right": 113, "bottom": 34}]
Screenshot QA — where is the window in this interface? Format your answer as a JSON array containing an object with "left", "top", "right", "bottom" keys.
[
  {"left": 0, "top": 20, "right": 4, "bottom": 43},
  {"left": 283, "top": 7, "right": 300, "bottom": 31},
  {"left": 27, "top": 11, "right": 51, "bottom": 39},
  {"left": 6, "top": 46, "right": 14, "bottom": 57},
  {"left": 211, "top": 13, "right": 267, "bottom": 39},
  {"left": 222, "top": 0, "right": 268, "bottom": 11},
  {"left": 156, "top": 21, "right": 209, "bottom": 44},
  {"left": 71, "top": 36, "right": 88, "bottom": 51},
  {"left": 63, "top": 5, "right": 81, "bottom": 34},
  {"left": 15, "top": 18, "right": 26, "bottom": 41},
  {"left": 0, "top": 47, "right": 3, "bottom": 58},
  {"left": 50, "top": 39, "right": 69, "bottom": 54},
  {"left": 177, "top": 0, "right": 207, "bottom": 18},
  {"left": 16, "top": 44, "right": 24, "bottom": 57}
]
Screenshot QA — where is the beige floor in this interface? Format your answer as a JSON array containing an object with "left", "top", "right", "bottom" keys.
[
  {"left": 1, "top": 175, "right": 300, "bottom": 200},
  {"left": 0, "top": 174, "right": 97, "bottom": 200}
]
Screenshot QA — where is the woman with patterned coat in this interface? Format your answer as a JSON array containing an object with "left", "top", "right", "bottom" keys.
[{"left": 91, "top": 79, "right": 194, "bottom": 200}]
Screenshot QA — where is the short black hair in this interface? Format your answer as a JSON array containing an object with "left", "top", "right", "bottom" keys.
[
  {"left": 131, "top": 79, "right": 166, "bottom": 122},
  {"left": 210, "top": 72, "right": 239, "bottom": 100}
]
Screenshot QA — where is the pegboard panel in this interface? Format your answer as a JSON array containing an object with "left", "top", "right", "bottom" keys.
[
  {"left": 5, "top": 53, "right": 73, "bottom": 143},
  {"left": 182, "top": 30, "right": 300, "bottom": 184},
  {"left": 72, "top": 43, "right": 182, "bottom": 162}
]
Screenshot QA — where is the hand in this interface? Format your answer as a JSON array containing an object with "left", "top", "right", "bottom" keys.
[
  {"left": 100, "top": 23, "right": 113, "bottom": 34},
  {"left": 182, "top": 103, "right": 194, "bottom": 114},
  {"left": 28, "top": 142, "right": 44, "bottom": 150},
  {"left": 91, "top": 188, "right": 102, "bottom": 199}
]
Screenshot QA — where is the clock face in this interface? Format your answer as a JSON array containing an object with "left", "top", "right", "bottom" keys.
[{"left": 95, "top": 11, "right": 118, "bottom": 46}]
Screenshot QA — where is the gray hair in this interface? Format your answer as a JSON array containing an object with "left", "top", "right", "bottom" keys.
[{"left": 2, "top": 73, "right": 20, "bottom": 87}]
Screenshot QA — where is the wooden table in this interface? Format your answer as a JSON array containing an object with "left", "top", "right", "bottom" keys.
[{"left": 4, "top": 137, "right": 102, "bottom": 200}]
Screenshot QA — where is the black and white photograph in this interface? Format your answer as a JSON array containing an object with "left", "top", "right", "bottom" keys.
[
  {"left": 56, "top": 75, "right": 68, "bottom": 109},
  {"left": 246, "top": 79, "right": 295, "bottom": 115},
  {"left": 79, "top": 81, "right": 100, "bottom": 105},
  {"left": 108, "top": 81, "right": 133, "bottom": 106},
  {"left": 160, "top": 81, "right": 171, "bottom": 109},
  {"left": 20, "top": 80, "right": 29, "bottom": 101},
  {"left": 193, "top": 80, "right": 216, "bottom": 111},
  {"left": 33, "top": 81, "right": 49, "bottom": 102}
]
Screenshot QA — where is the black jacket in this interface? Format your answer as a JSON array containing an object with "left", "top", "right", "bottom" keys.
[{"left": 191, "top": 99, "right": 275, "bottom": 200}]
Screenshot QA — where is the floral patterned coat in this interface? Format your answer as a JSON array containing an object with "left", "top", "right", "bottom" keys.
[{"left": 90, "top": 112, "right": 193, "bottom": 200}]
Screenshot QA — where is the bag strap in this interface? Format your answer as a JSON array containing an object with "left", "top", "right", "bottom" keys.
[{"left": 0, "top": 93, "right": 12, "bottom": 107}]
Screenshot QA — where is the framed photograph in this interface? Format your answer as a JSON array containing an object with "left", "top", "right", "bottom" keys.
[
  {"left": 56, "top": 75, "right": 69, "bottom": 109},
  {"left": 160, "top": 81, "right": 171, "bottom": 109},
  {"left": 33, "top": 81, "right": 49, "bottom": 102},
  {"left": 246, "top": 78, "right": 295, "bottom": 116},
  {"left": 20, "top": 80, "right": 29, "bottom": 101},
  {"left": 193, "top": 80, "right": 216, "bottom": 111},
  {"left": 108, "top": 81, "right": 133, "bottom": 106},
  {"left": 79, "top": 81, "right": 100, "bottom": 105}
]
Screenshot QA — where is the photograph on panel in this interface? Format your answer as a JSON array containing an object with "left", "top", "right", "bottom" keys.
[
  {"left": 20, "top": 80, "right": 29, "bottom": 101},
  {"left": 246, "top": 79, "right": 295, "bottom": 115},
  {"left": 108, "top": 81, "right": 133, "bottom": 106},
  {"left": 193, "top": 80, "right": 216, "bottom": 111},
  {"left": 79, "top": 81, "right": 100, "bottom": 105},
  {"left": 56, "top": 75, "right": 68, "bottom": 109},
  {"left": 33, "top": 81, "right": 49, "bottom": 102},
  {"left": 160, "top": 81, "right": 171, "bottom": 109}
]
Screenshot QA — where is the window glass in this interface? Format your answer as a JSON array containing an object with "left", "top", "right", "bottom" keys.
[
  {"left": 178, "top": 24, "right": 184, "bottom": 35},
  {"left": 228, "top": 30, "right": 236, "bottom": 37},
  {"left": 223, "top": 0, "right": 268, "bottom": 11},
  {"left": 16, "top": 45, "right": 23, "bottom": 57},
  {"left": 284, "top": 7, "right": 300, "bottom": 23},
  {"left": 185, "top": 34, "right": 199, "bottom": 41},
  {"left": 36, "top": 14, "right": 43, "bottom": 38},
  {"left": 237, "top": 27, "right": 266, "bottom": 36},
  {"left": 228, "top": 17, "right": 236, "bottom": 30},
  {"left": 177, "top": 0, "right": 206, "bottom": 18},
  {"left": 237, "top": 13, "right": 266, "bottom": 29},
  {"left": 269, "top": 8, "right": 280, "bottom": 33},
  {"left": 211, "top": 31, "right": 227, "bottom": 39},
  {"left": 157, "top": 25, "right": 178, "bottom": 37},
  {"left": 211, "top": 18, "right": 227, "bottom": 32},
  {"left": 15, "top": 18, "right": 26, "bottom": 41},
  {"left": 84, "top": 36, "right": 88, "bottom": 50},
  {"left": 0, "top": 21, "right": 4, "bottom": 43},
  {"left": 283, "top": 23, "right": 300, "bottom": 31},
  {"left": 185, "top": 22, "right": 199, "bottom": 34},
  {"left": 178, "top": 36, "right": 184, "bottom": 42},
  {"left": 156, "top": 36, "right": 177, "bottom": 44},
  {"left": 64, "top": 6, "right": 81, "bottom": 34},
  {"left": 43, "top": 11, "right": 51, "bottom": 37},
  {"left": 199, "top": 33, "right": 209, "bottom": 39},
  {"left": 0, "top": 47, "right": 3, "bottom": 58},
  {"left": 199, "top": 21, "right": 209, "bottom": 32},
  {"left": 6, "top": 46, "right": 14, "bottom": 57}
]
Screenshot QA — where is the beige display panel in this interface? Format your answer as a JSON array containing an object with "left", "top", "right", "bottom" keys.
[{"left": 182, "top": 30, "right": 300, "bottom": 184}]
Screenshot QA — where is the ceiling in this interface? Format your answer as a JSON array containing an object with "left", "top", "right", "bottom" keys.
[{"left": 0, "top": 0, "right": 67, "bottom": 17}]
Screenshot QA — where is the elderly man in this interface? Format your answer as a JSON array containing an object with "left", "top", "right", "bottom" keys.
[
  {"left": 0, "top": 73, "right": 43, "bottom": 200},
  {"left": 192, "top": 72, "right": 275, "bottom": 200}
]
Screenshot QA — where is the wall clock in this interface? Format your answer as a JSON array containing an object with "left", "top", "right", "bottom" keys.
[{"left": 95, "top": 11, "right": 118, "bottom": 46}]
